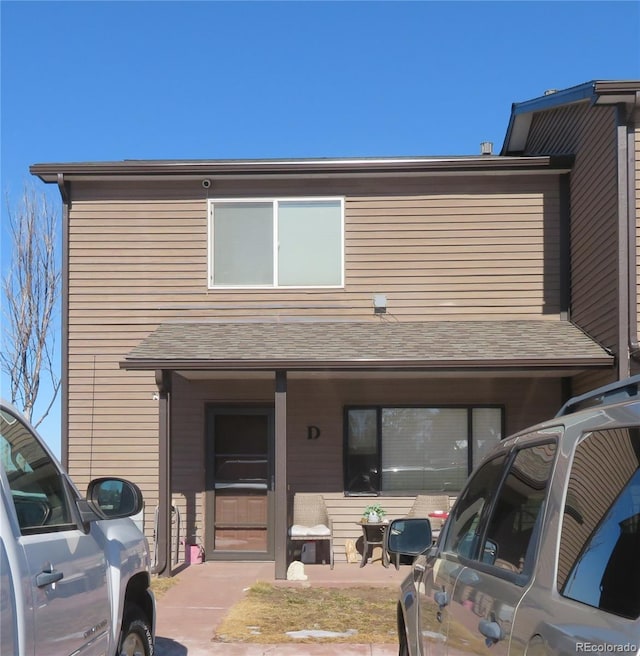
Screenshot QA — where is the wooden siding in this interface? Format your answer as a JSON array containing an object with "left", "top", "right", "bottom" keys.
[
  {"left": 67, "top": 176, "right": 561, "bottom": 322},
  {"left": 636, "top": 109, "right": 640, "bottom": 375},
  {"left": 65, "top": 173, "right": 564, "bottom": 549},
  {"left": 525, "top": 103, "right": 619, "bottom": 356},
  {"left": 167, "top": 375, "right": 561, "bottom": 563}
]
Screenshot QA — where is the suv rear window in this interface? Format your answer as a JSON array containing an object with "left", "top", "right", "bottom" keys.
[{"left": 558, "top": 428, "right": 640, "bottom": 619}]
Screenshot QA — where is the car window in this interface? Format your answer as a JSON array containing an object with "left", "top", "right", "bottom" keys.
[
  {"left": 483, "top": 441, "right": 556, "bottom": 574},
  {"left": 558, "top": 428, "right": 640, "bottom": 619},
  {"left": 443, "top": 454, "right": 507, "bottom": 559},
  {"left": 0, "top": 408, "right": 73, "bottom": 533}
]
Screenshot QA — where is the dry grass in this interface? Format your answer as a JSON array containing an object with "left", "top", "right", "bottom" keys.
[
  {"left": 213, "top": 581, "right": 398, "bottom": 644},
  {"left": 150, "top": 575, "right": 178, "bottom": 599}
]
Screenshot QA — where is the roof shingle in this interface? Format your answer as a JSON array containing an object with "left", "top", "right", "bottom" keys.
[{"left": 121, "top": 320, "right": 613, "bottom": 371}]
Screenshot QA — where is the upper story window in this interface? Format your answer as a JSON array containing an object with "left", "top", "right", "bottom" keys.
[{"left": 208, "top": 198, "right": 344, "bottom": 288}]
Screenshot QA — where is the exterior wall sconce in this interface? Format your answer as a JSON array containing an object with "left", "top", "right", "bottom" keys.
[{"left": 373, "top": 294, "right": 387, "bottom": 314}]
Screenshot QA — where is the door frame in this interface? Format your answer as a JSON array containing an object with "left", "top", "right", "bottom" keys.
[{"left": 204, "top": 404, "right": 275, "bottom": 561}]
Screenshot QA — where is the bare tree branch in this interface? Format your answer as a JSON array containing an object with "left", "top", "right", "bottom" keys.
[{"left": 1, "top": 184, "right": 60, "bottom": 427}]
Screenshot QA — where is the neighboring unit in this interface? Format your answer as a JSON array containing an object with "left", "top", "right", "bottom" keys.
[
  {"left": 30, "top": 79, "right": 640, "bottom": 578},
  {"left": 387, "top": 374, "right": 640, "bottom": 656},
  {"left": 0, "top": 400, "right": 155, "bottom": 656}
]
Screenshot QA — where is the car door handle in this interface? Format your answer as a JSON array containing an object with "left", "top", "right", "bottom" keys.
[
  {"left": 434, "top": 590, "right": 449, "bottom": 608},
  {"left": 36, "top": 567, "right": 64, "bottom": 588},
  {"left": 478, "top": 618, "right": 503, "bottom": 646}
]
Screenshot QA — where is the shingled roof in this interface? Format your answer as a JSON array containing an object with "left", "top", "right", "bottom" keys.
[{"left": 121, "top": 320, "right": 613, "bottom": 372}]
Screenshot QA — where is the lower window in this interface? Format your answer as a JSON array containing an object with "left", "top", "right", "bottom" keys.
[{"left": 344, "top": 406, "right": 503, "bottom": 494}]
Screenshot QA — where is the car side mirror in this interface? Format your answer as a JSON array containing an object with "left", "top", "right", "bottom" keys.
[
  {"left": 85, "top": 477, "right": 143, "bottom": 520},
  {"left": 385, "top": 518, "right": 433, "bottom": 556},
  {"left": 481, "top": 539, "right": 498, "bottom": 565}
]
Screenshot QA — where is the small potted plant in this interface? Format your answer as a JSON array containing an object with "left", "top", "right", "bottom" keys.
[{"left": 362, "top": 503, "right": 386, "bottom": 523}]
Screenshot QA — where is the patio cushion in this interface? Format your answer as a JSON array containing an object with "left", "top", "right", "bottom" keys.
[
  {"left": 309, "top": 524, "right": 331, "bottom": 536},
  {"left": 289, "top": 523, "right": 331, "bottom": 537},
  {"left": 290, "top": 524, "right": 309, "bottom": 537},
  {"left": 289, "top": 493, "right": 334, "bottom": 568}
]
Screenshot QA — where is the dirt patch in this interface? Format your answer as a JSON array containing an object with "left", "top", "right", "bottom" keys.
[{"left": 213, "top": 581, "right": 398, "bottom": 644}]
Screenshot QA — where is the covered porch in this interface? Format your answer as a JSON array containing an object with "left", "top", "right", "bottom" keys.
[{"left": 120, "top": 319, "right": 613, "bottom": 578}]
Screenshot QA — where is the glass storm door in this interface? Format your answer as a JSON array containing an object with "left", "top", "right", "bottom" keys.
[{"left": 205, "top": 407, "right": 274, "bottom": 559}]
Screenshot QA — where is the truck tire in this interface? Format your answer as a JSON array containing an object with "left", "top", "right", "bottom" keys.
[
  {"left": 397, "top": 605, "right": 409, "bottom": 656},
  {"left": 118, "top": 604, "right": 154, "bottom": 656}
]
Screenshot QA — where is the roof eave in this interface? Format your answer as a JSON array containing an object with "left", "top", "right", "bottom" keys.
[
  {"left": 502, "top": 80, "right": 640, "bottom": 155},
  {"left": 30, "top": 155, "right": 574, "bottom": 184},
  {"left": 119, "top": 356, "right": 613, "bottom": 372}
]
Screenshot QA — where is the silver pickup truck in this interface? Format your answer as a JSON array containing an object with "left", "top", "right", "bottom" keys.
[
  {"left": 387, "top": 375, "right": 640, "bottom": 656},
  {"left": 0, "top": 400, "right": 155, "bottom": 656}
]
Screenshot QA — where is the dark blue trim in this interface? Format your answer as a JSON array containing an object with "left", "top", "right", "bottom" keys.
[
  {"left": 501, "top": 81, "right": 598, "bottom": 155},
  {"left": 511, "top": 81, "right": 597, "bottom": 117}
]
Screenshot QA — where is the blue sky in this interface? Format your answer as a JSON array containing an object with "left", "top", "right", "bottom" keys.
[{"left": 1, "top": 0, "right": 640, "bottom": 455}]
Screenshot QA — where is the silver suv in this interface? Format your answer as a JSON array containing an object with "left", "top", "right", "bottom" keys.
[{"left": 386, "top": 376, "right": 640, "bottom": 656}]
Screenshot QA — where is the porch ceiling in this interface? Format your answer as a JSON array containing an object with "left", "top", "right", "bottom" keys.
[{"left": 119, "top": 319, "right": 613, "bottom": 372}]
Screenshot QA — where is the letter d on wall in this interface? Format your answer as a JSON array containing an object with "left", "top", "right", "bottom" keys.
[{"left": 307, "top": 425, "right": 321, "bottom": 440}]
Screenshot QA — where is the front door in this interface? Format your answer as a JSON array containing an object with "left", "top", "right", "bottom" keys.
[{"left": 205, "top": 406, "right": 274, "bottom": 560}]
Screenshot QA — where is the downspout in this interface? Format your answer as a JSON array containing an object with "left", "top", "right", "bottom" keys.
[
  {"left": 616, "top": 106, "right": 631, "bottom": 379},
  {"left": 274, "top": 370, "right": 288, "bottom": 580},
  {"left": 56, "top": 174, "right": 70, "bottom": 468},
  {"left": 152, "top": 369, "right": 172, "bottom": 576},
  {"left": 627, "top": 96, "right": 640, "bottom": 365}
]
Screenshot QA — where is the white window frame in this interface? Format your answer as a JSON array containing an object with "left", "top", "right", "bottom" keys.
[{"left": 207, "top": 197, "right": 345, "bottom": 289}]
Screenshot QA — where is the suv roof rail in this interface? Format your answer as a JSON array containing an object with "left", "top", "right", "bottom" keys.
[{"left": 556, "top": 374, "right": 640, "bottom": 417}]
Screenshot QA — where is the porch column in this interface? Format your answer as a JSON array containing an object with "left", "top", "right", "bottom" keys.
[
  {"left": 274, "top": 370, "right": 288, "bottom": 579},
  {"left": 154, "top": 369, "right": 172, "bottom": 577}
]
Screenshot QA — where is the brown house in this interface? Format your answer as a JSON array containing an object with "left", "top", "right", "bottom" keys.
[{"left": 31, "top": 79, "right": 639, "bottom": 578}]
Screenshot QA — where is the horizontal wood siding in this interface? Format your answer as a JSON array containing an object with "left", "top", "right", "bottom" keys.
[
  {"left": 570, "top": 370, "right": 616, "bottom": 397},
  {"left": 636, "top": 110, "right": 640, "bottom": 374},
  {"left": 525, "top": 103, "right": 619, "bottom": 354},
  {"left": 67, "top": 176, "right": 561, "bottom": 322},
  {"left": 345, "top": 188, "right": 560, "bottom": 318},
  {"left": 66, "top": 172, "right": 563, "bottom": 550}
]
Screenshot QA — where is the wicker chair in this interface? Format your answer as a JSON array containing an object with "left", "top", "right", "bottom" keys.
[
  {"left": 406, "top": 494, "right": 451, "bottom": 521},
  {"left": 289, "top": 494, "right": 334, "bottom": 568},
  {"left": 391, "top": 494, "right": 451, "bottom": 569}
]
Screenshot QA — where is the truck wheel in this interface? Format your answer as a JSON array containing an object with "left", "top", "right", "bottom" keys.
[{"left": 119, "top": 605, "right": 153, "bottom": 656}]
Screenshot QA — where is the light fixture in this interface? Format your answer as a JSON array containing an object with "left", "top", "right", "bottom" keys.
[{"left": 373, "top": 294, "right": 387, "bottom": 314}]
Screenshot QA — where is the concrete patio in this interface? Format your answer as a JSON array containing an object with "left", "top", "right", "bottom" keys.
[{"left": 154, "top": 559, "right": 408, "bottom": 655}]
